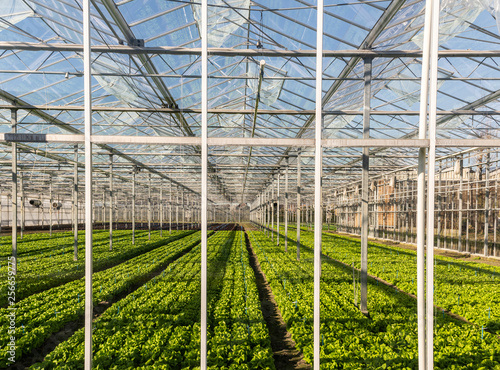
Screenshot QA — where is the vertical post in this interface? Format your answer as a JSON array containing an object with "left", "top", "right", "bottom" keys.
[
  {"left": 109, "top": 154, "right": 113, "bottom": 250},
  {"left": 11, "top": 109, "right": 18, "bottom": 275},
  {"left": 494, "top": 174, "right": 498, "bottom": 257},
  {"left": 492, "top": 173, "right": 498, "bottom": 257},
  {"left": 297, "top": 149, "right": 301, "bottom": 261},
  {"left": 160, "top": 182, "right": 163, "bottom": 237},
  {"left": 416, "top": 0, "right": 435, "bottom": 366},
  {"left": 264, "top": 190, "right": 268, "bottom": 234},
  {"left": 49, "top": 176, "right": 53, "bottom": 236},
  {"left": 458, "top": 158, "right": 463, "bottom": 252},
  {"left": 148, "top": 174, "right": 152, "bottom": 240},
  {"left": 182, "top": 188, "right": 185, "bottom": 230},
  {"left": 466, "top": 170, "right": 471, "bottom": 252},
  {"left": 314, "top": 2, "right": 324, "bottom": 366},
  {"left": 484, "top": 152, "right": 490, "bottom": 256},
  {"left": 393, "top": 179, "right": 396, "bottom": 241},
  {"left": 426, "top": 0, "right": 440, "bottom": 365},
  {"left": 285, "top": 158, "right": 289, "bottom": 252},
  {"left": 83, "top": 0, "right": 94, "bottom": 366},
  {"left": 20, "top": 175, "right": 24, "bottom": 239},
  {"left": 74, "top": 145, "right": 79, "bottom": 260},
  {"left": 132, "top": 169, "right": 136, "bottom": 244},
  {"left": 201, "top": 0, "right": 208, "bottom": 367},
  {"left": 360, "top": 57, "right": 371, "bottom": 313},
  {"left": 437, "top": 162, "right": 442, "bottom": 248},
  {"left": 169, "top": 182, "right": 172, "bottom": 234},
  {"left": 176, "top": 187, "right": 179, "bottom": 230},
  {"left": 271, "top": 177, "right": 275, "bottom": 240},
  {"left": 261, "top": 195, "right": 263, "bottom": 228},
  {"left": 277, "top": 172, "right": 280, "bottom": 246}
]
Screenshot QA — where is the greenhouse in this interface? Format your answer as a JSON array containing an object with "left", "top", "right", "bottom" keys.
[{"left": 0, "top": 0, "right": 499, "bottom": 368}]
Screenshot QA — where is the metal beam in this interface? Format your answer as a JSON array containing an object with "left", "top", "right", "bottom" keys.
[
  {"left": 5, "top": 41, "right": 500, "bottom": 58},
  {"left": 360, "top": 58, "right": 371, "bottom": 313},
  {"left": 4, "top": 104, "right": 500, "bottom": 116}
]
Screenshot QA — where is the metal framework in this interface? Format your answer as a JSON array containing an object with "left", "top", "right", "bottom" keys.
[{"left": 1, "top": 0, "right": 500, "bottom": 369}]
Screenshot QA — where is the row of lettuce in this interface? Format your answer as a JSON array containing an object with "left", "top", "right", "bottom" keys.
[
  {"left": 255, "top": 226, "right": 499, "bottom": 368},
  {"left": 0, "top": 230, "right": 188, "bottom": 305},
  {"left": 29, "top": 230, "right": 274, "bottom": 369},
  {"left": 281, "top": 225, "right": 499, "bottom": 330},
  {"left": 0, "top": 228, "right": 275, "bottom": 369},
  {"left": 0, "top": 230, "right": 201, "bottom": 367}
]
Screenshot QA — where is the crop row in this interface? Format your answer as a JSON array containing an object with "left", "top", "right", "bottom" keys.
[
  {"left": 249, "top": 230, "right": 500, "bottom": 369},
  {"left": 283, "top": 226, "right": 500, "bottom": 331},
  {"left": 0, "top": 231, "right": 203, "bottom": 367},
  {"left": 0, "top": 230, "right": 189, "bottom": 305},
  {"left": 32, "top": 230, "right": 274, "bottom": 369}
]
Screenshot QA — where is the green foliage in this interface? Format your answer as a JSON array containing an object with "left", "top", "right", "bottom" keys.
[
  {"left": 251, "top": 229, "right": 500, "bottom": 369},
  {"left": 30, "top": 231, "right": 274, "bottom": 369}
]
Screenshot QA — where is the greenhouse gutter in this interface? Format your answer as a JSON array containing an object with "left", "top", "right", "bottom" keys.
[
  {"left": 2, "top": 134, "right": 499, "bottom": 148},
  {"left": 4, "top": 42, "right": 500, "bottom": 57}
]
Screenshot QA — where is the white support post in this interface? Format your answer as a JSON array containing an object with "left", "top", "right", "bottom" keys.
[
  {"left": 169, "top": 182, "right": 172, "bottom": 235},
  {"left": 277, "top": 173, "right": 280, "bottom": 246},
  {"left": 417, "top": 0, "right": 434, "bottom": 367},
  {"left": 109, "top": 154, "right": 113, "bottom": 250},
  {"left": 425, "top": 0, "right": 439, "bottom": 366},
  {"left": 360, "top": 57, "right": 371, "bottom": 313},
  {"left": 285, "top": 158, "right": 289, "bottom": 252},
  {"left": 314, "top": 1, "right": 324, "bottom": 367},
  {"left": 74, "top": 145, "right": 79, "bottom": 260},
  {"left": 132, "top": 169, "right": 136, "bottom": 244},
  {"left": 200, "top": 0, "right": 208, "bottom": 367},
  {"left": 160, "top": 182, "right": 163, "bottom": 237},
  {"left": 176, "top": 187, "right": 179, "bottom": 230},
  {"left": 49, "top": 176, "right": 53, "bottom": 236},
  {"left": 271, "top": 178, "right": 275, "bottom": 240},
  {"left": 83, "top": 0, "right": 93, "bottom": 367},
  {"left": 182, "top": 188, "right": 185, "bottom": 230},
  {"left": 484, "top": 152, "right": 490, "bottom": 256},
  {"left": 458, "top": 158, "right": 463, "bottom": 252},
  {"left": 437, "top": 163, "right": 442, "bottom": 248},
  {"left": 20, "top": 175, "right": 24, "bottom": 239},
  {"left": 297, "top": 149, "right": 301, "bottom": 261},
  {"left": 11, "top": 109, "right": 17, "bottom": 275},
  {"left": 148, "top": 174, "right": 152, "bottom": 240}
]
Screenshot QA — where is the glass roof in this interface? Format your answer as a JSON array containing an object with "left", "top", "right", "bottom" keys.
[{"left": 1, "top": 0, "right": 500, "bottom": 204}]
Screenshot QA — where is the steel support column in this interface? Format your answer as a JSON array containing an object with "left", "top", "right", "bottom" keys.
[
  {"left": 109, "top": 154, "right": 113, "bottom": 250},
  {"left": 169, "top": 182, "right": 172, "bottom": 234},
  {"left": 416, "top": 0, "right": 435, "bottom": 366},
  {"left": 200, "top": 0, "right": 208, "bottom": 367},
  {"left": 458, "top": 158, "right": 463, "bottom": 252},
  {"left": 271, "top": 178, "right": 275, "bottom": 240},
  {"left": 277, "top": 173, "right": 280, "bottom": 246},
  {"left": 83, "top": 0, "right": 94, "bottom": 366},
  {"left": 425, "top": 0, "right": 440, "bottom": 366},
  {"left": 297, "top": 149, "right": 301, "bottom": 261},
  {"left": 148, "top": 174, "right": 152, "bottom": 240},
  {"left": 20, "top": 175, "right": 24, "bottom": 239},
  {"left": 49, "top": 176, "right": 53, "bottom": 236},
  {"left": 484, "top": 152, "right": 490, "bottom": 256},
  {"left": 360, "top": 57, "right": 371, "bottom": 313},
  {"left": 74, "top": 145, "right": 79, "bottom": 259},
  {"left": 160, "top": 182, "right": 163, "bottom": 237},
  {"left": 132, "top": 169, "right": 136, "bottom": 244},
  {"left": 11, "top": 109, "right": 17, "bottom": 275},
  {"left": 285, "top": 158, "right": 289, "bottom": 252},
  {"left": 313, "top": 2, "right": 324, "bottom": 366}
]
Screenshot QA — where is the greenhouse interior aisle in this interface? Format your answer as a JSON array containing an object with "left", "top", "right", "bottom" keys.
[{"left": 0, "top": 0, "right": 500, "bottom": 369}]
